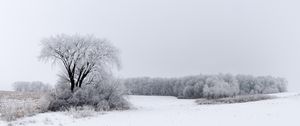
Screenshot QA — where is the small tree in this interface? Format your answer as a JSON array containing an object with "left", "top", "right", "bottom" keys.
[{"left": 39, "top": 34, "right": 120, "bottom": 92}]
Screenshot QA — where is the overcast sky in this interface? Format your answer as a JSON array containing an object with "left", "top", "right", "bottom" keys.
[{"left": 0, "top": 0, "right": 299, "bottom": 91}]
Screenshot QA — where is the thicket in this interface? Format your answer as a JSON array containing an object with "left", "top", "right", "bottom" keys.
[
  {"left": 44, "top": 78, "right": 130, "bottom": 112},
  {"left": 123, "top": 74, "right": 287, "bottom": 99}
]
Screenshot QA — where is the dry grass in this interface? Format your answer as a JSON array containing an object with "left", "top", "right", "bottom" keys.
[
  {"left": 196, "top": 94, "right": 276, "bottom": 105},
  {"left": 0, "top": 91, "right": 43, "bottom": 100},
  {"left": 0, "top": 91, "right": 46, "bottom": 121},
  {"left": 66, "top": 106, "right": 97, "bottom": 119}
]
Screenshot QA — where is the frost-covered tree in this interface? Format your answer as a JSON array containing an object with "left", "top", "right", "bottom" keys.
[
  {"left": 12, "top": 81, "right": 52, "bottom": 92},
  {"left": 39, "top": 34, "right": 120, "bottom": 92},
  {"left": 236, "top": 75, "right": 256, "bottom": 95},
  {"left": 183, "top": 85, "right": 194, "bottom": 98},
  {"left": 123, "top": 74, "right": 287, "bottom": 99}
]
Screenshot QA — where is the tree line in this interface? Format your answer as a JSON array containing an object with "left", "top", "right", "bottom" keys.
[
  {"left": 12, "top": 81, "right": 52, "bottom": 92},
  {"left": 123, "top": 74, "right": 287, "bottom": 99}
]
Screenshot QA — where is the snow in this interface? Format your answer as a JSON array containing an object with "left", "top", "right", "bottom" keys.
[{"left": 1, "top": 92, "right": 300, "bottom": 126}]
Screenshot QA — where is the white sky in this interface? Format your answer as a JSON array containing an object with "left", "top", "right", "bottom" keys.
[{"left": 0, "top": 0, "right": 299, "bottom": 91}]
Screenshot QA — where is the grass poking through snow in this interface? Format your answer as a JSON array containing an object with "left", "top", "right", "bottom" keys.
[{"left": 196, "top": 94, "right": 276, "bottom": 105}]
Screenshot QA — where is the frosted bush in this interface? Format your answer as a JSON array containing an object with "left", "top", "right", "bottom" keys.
[
  {"left": 96, "top": 100, "right": 110, "bottom": 111},
  {"left": 203, "top": 74, "right": 239, "bottom": 99},
  {"left": 38, "top": 95, "right": 51, "bottom": 112},
  {"left": 44, "top": 78, "right": 130, "bottom": 112}
]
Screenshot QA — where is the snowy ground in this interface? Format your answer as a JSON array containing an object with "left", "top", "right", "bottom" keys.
[{"left": 1, "top": 92, "right": 299, "bottom": 126}]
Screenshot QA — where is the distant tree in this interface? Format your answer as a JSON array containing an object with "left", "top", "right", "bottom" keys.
[
  {"left": 183, "top": 85, "right": 194, "bottom": 98},
  {"left": 39, "top": 34, "right": 120, "bottom": 92},
  {"left": 12, "top": 81, "right": 52, "bottom": 92}
]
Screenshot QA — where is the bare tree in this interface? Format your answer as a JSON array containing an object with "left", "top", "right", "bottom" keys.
[{"left": 39, "top": 34, "right": 120, "bottom": 92}]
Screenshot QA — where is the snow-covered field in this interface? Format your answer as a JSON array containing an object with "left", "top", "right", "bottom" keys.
[{"left": 1, "top": 92, "right": 299, "bottom": 126}]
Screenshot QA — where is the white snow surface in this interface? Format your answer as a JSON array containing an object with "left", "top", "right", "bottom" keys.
[{"left": 1, "top": 92, "right": 299, "bottom": 126}]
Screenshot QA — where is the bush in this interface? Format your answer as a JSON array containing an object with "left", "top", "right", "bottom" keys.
[
  {"left": 44, "top": 79, "right": 130, "bottom": 112},
  {"left": 124, "top": 74, "right": 287, "bottom": 99},
  {"left": 196, "top": 94, "right": 275, "bottom": 105}
]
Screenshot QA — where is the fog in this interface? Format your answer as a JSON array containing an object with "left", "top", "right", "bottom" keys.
[{"left": 0, "top": 0, "right": 299, "bottom": 91}]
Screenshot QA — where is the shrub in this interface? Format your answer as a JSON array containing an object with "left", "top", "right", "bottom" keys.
[{"left": 44, "top": 78, "right": 130, "bottom": 112}]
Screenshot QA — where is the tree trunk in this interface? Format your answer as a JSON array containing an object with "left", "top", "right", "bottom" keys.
[
  {"left": 70, "top": 82, "right": 75, "bottom": 92},
  {"left": 69, "top": 73, "right": 76, "bottom": 92}
]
